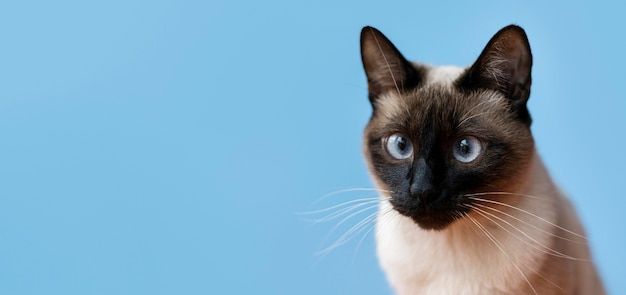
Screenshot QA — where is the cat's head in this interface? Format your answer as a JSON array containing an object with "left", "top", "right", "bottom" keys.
[{"left": 361, "top": 25, "right": 535, "bottom": 230}]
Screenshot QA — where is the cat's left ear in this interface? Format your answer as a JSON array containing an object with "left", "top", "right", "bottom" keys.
[{"left": 459, "top": 25, "right": 533, "bottom": 124}]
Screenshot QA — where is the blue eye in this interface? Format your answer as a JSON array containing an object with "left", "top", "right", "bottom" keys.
[
  {"left": 385, "top": 134, "right": 413, "bottom": 160},
  {"left": 453, "top": 136, "right": 483, "bottom": 163}
]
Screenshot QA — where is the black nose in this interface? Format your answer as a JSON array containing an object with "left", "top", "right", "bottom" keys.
[
  {"left": 410, "top": 158, "right": 436, "bottom": 204},
  {"left": 411, "top": 184, "right": 437, "bottom": 205}
]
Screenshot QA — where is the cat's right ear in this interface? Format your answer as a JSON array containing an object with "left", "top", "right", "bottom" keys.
[
  {"left": 360, "top": 26, "right": 421, "bottom": 105},
  {"left": 458, "top": 25, "right": 533, "bottom": 125}
]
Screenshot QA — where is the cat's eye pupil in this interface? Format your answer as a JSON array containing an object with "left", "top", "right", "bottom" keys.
[
  {"left": 459, "top": 139, "right": 470, "bottom": 155},
  {"left": 385, "top": 134, "right": 413, "bottom": 160},
  {"left": 453, "top": 136, "right": 482, "bottom": 163},
  {"left": 396, "top": 137, "right": 407, "bottom": 151}
]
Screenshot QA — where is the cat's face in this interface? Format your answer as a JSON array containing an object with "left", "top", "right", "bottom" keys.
[{"left": 361, "top": 26, "right": 535, "bottom": 230}]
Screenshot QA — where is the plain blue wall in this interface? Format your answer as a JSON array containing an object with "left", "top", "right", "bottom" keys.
[{"left": 1, "top": 0, "right": 624, "bottom": 294}]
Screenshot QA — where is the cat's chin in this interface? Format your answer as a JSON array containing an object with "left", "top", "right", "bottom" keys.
[
  {"left": 409, "top": 214, "right": 458, "bottom": 231},
  {"left": 392, "top": 203, "right": 466, "bottom": 231}
]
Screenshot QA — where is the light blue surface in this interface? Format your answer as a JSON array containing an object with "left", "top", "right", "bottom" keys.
[{"left": 1, "top": 0, "right": 624, "bottom": 294}]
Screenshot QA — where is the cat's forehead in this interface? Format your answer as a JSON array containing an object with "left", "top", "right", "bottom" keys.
[
  {"left": 373, "top": 65, "right": 471, "bottom": 119},
  {"left": 372, "top": 66, "right": 510, "bottom": 133}
]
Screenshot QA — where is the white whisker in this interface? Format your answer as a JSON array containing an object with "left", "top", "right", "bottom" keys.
[
  {"left": 471, "top": 202, "right": 587, "bottom": 245},
  {"left": 309, "top": 187, "right": 390, "bottom": 207},
  {"left": 317, "top": 205, "right": 380, "bottom": 257},
  {"left": 466, "top": 204, "right": 588, "bottom": 261},
  {"left": 322, "top": 203, "right": 380, "bottom": 241},
  {"left": 299, "top": 198, "right": 381, "bottom": 224},
  {"left": 468, "top": 196, "right": 587, "bottom": 240},
  {"left": 531, "top": 270, "right": 569, "bottom": 294},
  {"left": 465, "top": 191, "right": 545, "bottom": 201},
  {"left": 304, "top": 187, "right": 392, "bottom": 262}
]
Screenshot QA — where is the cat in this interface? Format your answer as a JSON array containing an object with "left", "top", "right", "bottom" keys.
[{"left": 359, "top": 25, "right": 605, "bottom": 294}]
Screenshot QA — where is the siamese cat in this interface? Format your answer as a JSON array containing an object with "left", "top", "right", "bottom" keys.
[{"left": 360, "top": 25, "right": 605, "bottom": 294}]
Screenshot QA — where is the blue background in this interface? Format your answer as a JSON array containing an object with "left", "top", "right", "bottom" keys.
[{"left": 1, "top": 0, "right": 624, "bottom": 294}]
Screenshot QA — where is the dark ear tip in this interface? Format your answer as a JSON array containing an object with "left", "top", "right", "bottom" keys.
[
  {"left": 502, "top": 24, "right": 525, "bottom": 31},
  {"left": 361, "top": 26, "right": 377, "bottom": 32},
  {"left": 361, "top": 26, "right": 376, "bottom": 40},
  {"left": 498, "top": 24, "right": 529, "bottom": 40}
]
